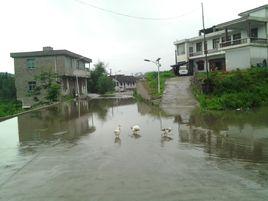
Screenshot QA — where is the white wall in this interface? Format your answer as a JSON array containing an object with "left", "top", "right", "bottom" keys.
[
  {"left": 250, "top": 46, "right": 268, "bottom": 66},
  {"left": 177, "top": 54, "right": 187, "bottom": 62},
  {"left": 249, "top": 8, "right": 267, "bottom": 18},
  {"left": 225, "top": 47, "right": 251, "bottom": 70},
  {"left": 258, "top": 25, "right": 267, "bottom": 38}
]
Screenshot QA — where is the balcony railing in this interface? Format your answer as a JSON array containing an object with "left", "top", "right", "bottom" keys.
[
  {"left": 189, "top": 48, "right": 220, "bottom": 57},
  {"left": 220, "top": 37, "right": 268, "bottom": 48},
  {"left": 189, "top": 51, "right": 202, "bottom": 57}
]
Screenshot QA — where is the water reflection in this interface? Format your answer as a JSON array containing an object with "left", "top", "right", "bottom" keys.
[
  {"left": 2, "top": 99, "right": 268, "bottom": 164},
  {"left": 17, "top": 99, "right": 135, "bottom": 145},
  {"left": 114, "top": 137, "right": 121, "bottom": 145},
  {"left": 177, "top": 107, "right": 268, "bottom": 163}
]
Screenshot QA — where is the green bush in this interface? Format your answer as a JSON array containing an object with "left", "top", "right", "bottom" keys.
[
  {"left": 0, "top": 72, "right": 16, "bottom": 100},
  {"left": 145, "top": 70, "right": 175, "bottom": 98},
  {"left": 46, "top": 83, "right": 61, "bottom": 102},
  {"left": 192, "top": 67, "right": 268, "bottom": 110},
  {"left": 0, "top": 100, "right": 22, "bottom": 117}
]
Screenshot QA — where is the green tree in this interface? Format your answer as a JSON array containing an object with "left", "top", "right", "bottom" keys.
[
  {"left": 87, "top": 61, "right": 115, "bottom": 94},
  {"left": 34, "top": 71, "right": 61, "bottom": 102},
  {"left": 0, "top": 72, "right": 16, "bottom": 100}
]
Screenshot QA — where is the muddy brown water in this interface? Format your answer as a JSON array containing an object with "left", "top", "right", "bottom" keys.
[{"left": 0, "top": 99, "right": 268, "bottom": 201}]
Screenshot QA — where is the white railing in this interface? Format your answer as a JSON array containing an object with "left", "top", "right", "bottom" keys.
[{"left": 220, "top": 37, "right": 268, "bottom": 48}]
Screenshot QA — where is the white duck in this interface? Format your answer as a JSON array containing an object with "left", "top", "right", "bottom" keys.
[
  {"left": 114, "top": 125, "right": 121, "bottom": 138},
  {"left": 131, "top": 125, "right": 140, "bottom": 135},
  {"left": 161, "top": 127, "right": 172, "bottom": 137}
]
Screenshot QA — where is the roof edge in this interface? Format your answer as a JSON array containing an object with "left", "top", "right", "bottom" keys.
[{"left": 239, "top": 4, "right": 268, "bottom": 17}]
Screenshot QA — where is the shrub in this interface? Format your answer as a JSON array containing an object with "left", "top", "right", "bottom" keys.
[
  {"left": 145, "top": 70, "right": 175, "bottom": 98},
  {"left": 192, "top": 67, "right": 268, "bottom": 110}
]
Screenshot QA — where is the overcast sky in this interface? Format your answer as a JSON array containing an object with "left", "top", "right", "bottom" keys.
[{"left": 0, "top": 0, "right": 267, "bottom": 75}]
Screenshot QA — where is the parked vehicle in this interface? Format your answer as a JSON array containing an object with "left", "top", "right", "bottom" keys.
[{"left": 179, "top": 66, "right": 188, "bottom": 76}]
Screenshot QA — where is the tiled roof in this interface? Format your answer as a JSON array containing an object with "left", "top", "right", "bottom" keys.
[{"left": 110, "top": 75, "right": 137, "bottom": 84}]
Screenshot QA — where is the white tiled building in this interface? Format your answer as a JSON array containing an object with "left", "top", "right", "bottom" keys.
[{"left": 172, "top": 5, "right": 268, "bottom": 75}]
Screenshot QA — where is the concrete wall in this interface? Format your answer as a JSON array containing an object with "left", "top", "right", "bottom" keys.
[
  {"left": 177, "top": 54, "right": 187, "bottom": 62},
  {"left": 14, "top": 55, "right": 89, "bottom": 107},
  {"left": 225, "top": 47, "right": 251, "bottom": 70},
  {"left": 14, "top": 56, "right": 62, "bottom": 106},
  {"left": 258, "top": 25, "right": 267, "bottom": 38},
  {"left": 250, "top": 46, "right": 268, "bottom": 66},
  {"left": 226, "top": 46, "right": 268, "bottom": 70},
  {"left": 249, "top": 8, "right": 267, "bottom": 18}
]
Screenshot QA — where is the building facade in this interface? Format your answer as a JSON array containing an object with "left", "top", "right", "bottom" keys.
[
  {"left": 172, "top": 5, "right": 268, "bottom": 75},
  {"left": 10, "top": 47, "right": 92, "bottom": 108}
]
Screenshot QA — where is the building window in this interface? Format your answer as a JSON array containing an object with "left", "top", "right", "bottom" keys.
[
  {"left": 196, "top": 42, "right": 202, "bottom": 52},
  {"left": 221, "top": 36, "right": 231, "bottom": 42},
  {"left": 189, "top": 47, "right": 193, "bottom": 53},
  {"left": 177, "top": 44, "right": 185, "bottom": 55},
  {"left": 233, "top": 33, "right": 241, "bottom": 45},
  {"left": 213, "top": 38, "right": 220, "bottom": 49},
  {"left": 27, "top": 58, "right": 35, "bottom": 69},
  {"left": 28, "top": 81, "right": 36, "bottom": 92},
  {"left": 251, "top": 28, "right": 258, "bottom": 38}
]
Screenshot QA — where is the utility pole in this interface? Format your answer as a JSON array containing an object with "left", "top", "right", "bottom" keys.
[{"left": 201, "top": 2, "right": 209, "bottom": 79}]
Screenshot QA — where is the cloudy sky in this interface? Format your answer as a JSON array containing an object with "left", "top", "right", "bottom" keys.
[{"left": 0, "top": 0, "right": 267, "bottom": 75}]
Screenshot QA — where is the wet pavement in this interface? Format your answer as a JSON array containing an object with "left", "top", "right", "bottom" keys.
[
  {"left": 0, "top": 99, "right": 268, "bottom": 201},
  {"left": 161, "top": 76, "right": 198, "bottom": 122}
]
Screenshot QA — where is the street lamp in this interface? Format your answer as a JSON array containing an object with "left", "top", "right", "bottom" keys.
[{"left": 144, "top": 58, "right": 161, "bottom": 94}]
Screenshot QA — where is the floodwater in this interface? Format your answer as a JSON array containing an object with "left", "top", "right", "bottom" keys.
[{"left": 0, "top": 99, "right": 268, "bottom": 201}]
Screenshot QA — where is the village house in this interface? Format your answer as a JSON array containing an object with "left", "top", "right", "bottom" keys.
[
  {"left": 172, "top": 4, "right": 268, "bottom": 75},
  {"left": 10, "top": 47, "right": 92, "bottom": 108},
  {"left": 110, "top": 74, "right": 137, "bottom": 92}
]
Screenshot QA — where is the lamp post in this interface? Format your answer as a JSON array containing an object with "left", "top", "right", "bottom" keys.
[{"left": 144, "top": 58, "right": 161, "bottom": 94}]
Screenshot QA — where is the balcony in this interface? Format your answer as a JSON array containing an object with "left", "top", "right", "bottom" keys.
[
  {"left": 189, "top": 51, "right": 203, "bottom": 57},
  {"left": 220, "top": 37, "right": 268, "bottom": 48},
  {"left": 189, "top": 48, "right": 221, "bottom": 58}
]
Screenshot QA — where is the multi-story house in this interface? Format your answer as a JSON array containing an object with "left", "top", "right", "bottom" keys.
[
  {"left": 172, "top": 4, "right": 268, "bottom": 75},
  {"left": 10, "top": 47, "right": 92, "bottom": 108}
]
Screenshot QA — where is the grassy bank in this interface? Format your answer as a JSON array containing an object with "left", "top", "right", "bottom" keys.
[
  {"left": 192, "top": 67, "right": 268, "bottom": 110},
  {"left": 145, "top": 70, "right": 175, "bottom": 99},
  {"left": 0, "top": 100, "right": 22, "bottom": 117}
]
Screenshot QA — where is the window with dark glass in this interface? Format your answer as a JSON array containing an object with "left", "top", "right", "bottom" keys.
[
  {"left": 233, "top": 33, "right": 241, "bottom": 45},
  {"left": 213, "top": 38, "right": 220, "bottom": 49},
  {"left": 196, "top": 42, "right": 202, "bottom": 52},
  {"left": 28, "top": 81, "right": 36, "bottom": 92},
  {"left": 189, "top": 47, "right": 193, "bottom": 53},
  {"left": 251, "top": 28, "right": 258, "bottom": 38},
  {"left": 27, "top": 58, "right": 35, "bottom": 69},
  {"left": 221, "top": 36, "right": 231, "bottom": 42}
]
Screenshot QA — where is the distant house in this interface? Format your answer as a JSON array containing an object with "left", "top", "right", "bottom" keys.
[
  {"left": 172, "top": 4, "right": 268, "bottom": 75},
  {"left": 10, "top": 47, "right": 92, "bottom": 108},
  {"left": 110, "top": 75, "right": 137, "bottom": 92}
]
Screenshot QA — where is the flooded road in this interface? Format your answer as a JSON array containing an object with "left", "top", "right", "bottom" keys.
[{"left": 0, "top": 99, "right": 268, "bottom": 201}]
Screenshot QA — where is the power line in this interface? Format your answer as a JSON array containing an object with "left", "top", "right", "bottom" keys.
[{"left": 74, "top": 0, "right": 199, "bottom": 21}]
